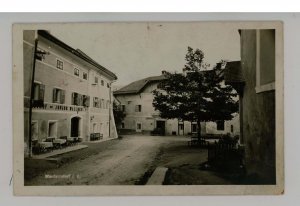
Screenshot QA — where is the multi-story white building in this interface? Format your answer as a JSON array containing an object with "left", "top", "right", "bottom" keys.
[
  {"left": 114, "top": 72, "right": 239, "bottom": 137},
  {"left": 23, "top": 30, "right": 118, "bottom": 155}
]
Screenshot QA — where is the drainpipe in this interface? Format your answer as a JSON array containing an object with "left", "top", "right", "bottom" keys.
[{"left": 28, "top": 38, "right": 38, "bottom": 158}]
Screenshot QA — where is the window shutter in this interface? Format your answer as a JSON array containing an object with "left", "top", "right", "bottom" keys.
[
  {"left": 79, "top": 94, "right": 83, "bottom": 106},
  {"left": 60, "top": 90, "right": 65, "bottom": 104},
  {"left": 39, "top": 84, "right": 45, "bottom": 101},
  {"left": 76, "top": 94, "right": 81, "bottom": 106},
  {"left": 135, "top": 105, "right": 138, "bottom": 112},
  {"left": 71, "top": 92, "right": 75, "bottom": 105},
  {"left": 85, "top": 95, "right": 90, "bottom": 107},
  {"left": 52, "top": 88, "right": 57, "bottom": 102}
]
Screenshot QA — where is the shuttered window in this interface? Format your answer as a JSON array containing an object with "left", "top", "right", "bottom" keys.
[
  {"left": 83, "top": 95, "right": 90, "bottom": 107},
  {"left": 93, "top": 97, "right": 99, "bottom": 108},
  {"left": 33, "top": 82, "right": 45, "bottom": 102},
  {"left": 52, "top": 88, "right": 65, "bottom": 104},
  {"left": 71, "top": 92, "right": 81, "bottom": 106},
  {"left": 83, "top": 72, "right": 88, "bottom": 80},
  {"left": 135, "top": 105, "right": 142, "bottom": 112}
]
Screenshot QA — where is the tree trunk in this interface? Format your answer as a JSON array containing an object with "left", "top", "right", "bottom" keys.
[{"left": 197, "top": 118, "right": 201, "bottom": 140}]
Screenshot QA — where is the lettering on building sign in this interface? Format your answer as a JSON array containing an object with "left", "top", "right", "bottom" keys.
[{"left": 32, "top": 102, "right": 86, "bottom": 112}]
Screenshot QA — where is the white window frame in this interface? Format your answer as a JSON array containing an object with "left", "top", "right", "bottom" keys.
[
  {"left": 135, "top": 105, "right": 142, "bottom": 112},
  {"left": 83, "top": 72, "right": 88, "bottom": 80},
  {"left": 33, "top": 81, "right": 42, "bottom": 101},
  {"left": 53, "top": 87, "right": 63, "bottom": 103},
  {"left": 93, "top": 97, "right": 99, "bottom": 108},
  {"left": 56, "top": 58, "right": 64, "bottom": 70},
  {"left": 94, "top": 76, "right": 98, "bottom": 84},
  {"left": 74, "top": 67, "right": 80, "bottom": 77},
  {"left": 47, "top": 120, "right": 58, "bottom": 138},
  {"left": 255, "top": 30, "right": 275, "bottom": 93}
]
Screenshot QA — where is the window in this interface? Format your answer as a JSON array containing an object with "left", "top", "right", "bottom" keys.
[
  {"left": 137, "top": 123, "right": 142, "bottom": 130},
  {"left": 48, "top": 121, "right": 57, "bottom": 138},
  {"left": 36, "top": 48, "right": 46, "bottom": 61},
  {"left": 52, "top": 88, "right": 65, "bottom": 104},
  {"left": 157, "top": 82, "right": 163, "bottom": 89},
  {"left": 82, "top": 95, "right": 90, "bottom": 107},
  {"left": 74, "top": 68, "right": 80, "bottom": 76},
  {"left": 56, "top": 59, "right": 63, "bottom": 70},
  {"left": 33, "top": 82, "right": 45, "bottom": 101},
  {"left": 256, "top": 29, "right": 275, "bottom": 93},
  {"left": 101, "top": 80, "right": 104, "bottom": 86},
  {"left": 94, "top": 76, "right": 98, "bottom": 84},
  {"left": 32, "top": 82, "right": 45, "bottom": 107},
  {"left": 216, "top": 121, "right": 225, "bottom": 131},
  {"left": 135, "top": 105, "right": 142, "bottom": 112},
  {"left": 93, "top": 97, "right": 99, "bottom": 108},
  {"left": 83, "top": 72, "right": 88, "bottom": 80},
  {"left": 72, "top": 92, "right": 82, "bottom": 106},
  {"left": 231, "top": 125, "right": 234, "bottom": 133},
  {"left": 121, "top": 122, "right": 125, "bottom": 129},
  {"left": 107, "top": 83, "right": 110, "bottom": 88},
  {"left": 121, "top": 105, "right": 126, "bottom": 112}
]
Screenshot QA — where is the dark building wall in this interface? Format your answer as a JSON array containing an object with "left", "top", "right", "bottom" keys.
[{"left": 240, "top": 30, "right": 276, "bottom": 183}]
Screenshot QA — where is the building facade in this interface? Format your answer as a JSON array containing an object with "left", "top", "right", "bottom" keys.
[
  {"left": 225, "top": 29, "right": 276, "bottom": 183},
  {"left": 114, "top": 74, "right": 239, "bottom": 137},
  {"left": 23, "top": 30, "right": 118, "bottom": 155}
]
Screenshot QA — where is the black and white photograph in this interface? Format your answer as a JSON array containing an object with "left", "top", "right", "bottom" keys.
[{"left": 12, "top": 22, "right": 284, "bottom": 195}]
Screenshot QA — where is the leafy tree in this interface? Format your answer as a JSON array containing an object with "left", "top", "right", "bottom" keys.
[
  {"left": 152, "top": 47, "right": 239, "bottom": 139},
  {"left": 113, "top": 101, "right": 126, "bottom": 129}
]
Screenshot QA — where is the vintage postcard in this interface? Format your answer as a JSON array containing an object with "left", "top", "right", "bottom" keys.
[{"left": 13, "top": 21, "right": 284, "bottom": 195}]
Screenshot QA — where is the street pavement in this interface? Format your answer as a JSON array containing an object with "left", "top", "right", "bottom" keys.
[{"left": 25, "top": 135, "right": 192, "bottom": 185}]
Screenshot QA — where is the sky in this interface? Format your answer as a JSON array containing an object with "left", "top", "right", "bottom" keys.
[{"left": 50, "top": 22, "right": 241, "bottom": 87}]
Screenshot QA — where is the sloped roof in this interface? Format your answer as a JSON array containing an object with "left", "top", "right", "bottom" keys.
[
  {"left": 38, "top": 30, "right": 117, "bottom": 80},
  {"left": 224, "top": 61, "right": 244, "bottom": 83},
  {"left": 114, "top": 75, "right": 166, "bottom": 95}
]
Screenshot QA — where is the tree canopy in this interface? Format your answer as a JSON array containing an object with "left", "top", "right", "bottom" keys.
[{"left": 152, "top": 47, "right": 239, "bottom": 138}]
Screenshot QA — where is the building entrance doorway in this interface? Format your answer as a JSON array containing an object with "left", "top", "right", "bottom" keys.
[
  {"left": 136, "top": 122, "right": 142, "bottom": 132},
  {"left": 71, "top": 116, "right": 81, "bottom": 137},
  {"left": 156, "top": 120, "right": 166, "bottom": 135},
  {"left": 178, "top": 123, "right": 184, "bottom": 135}
]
